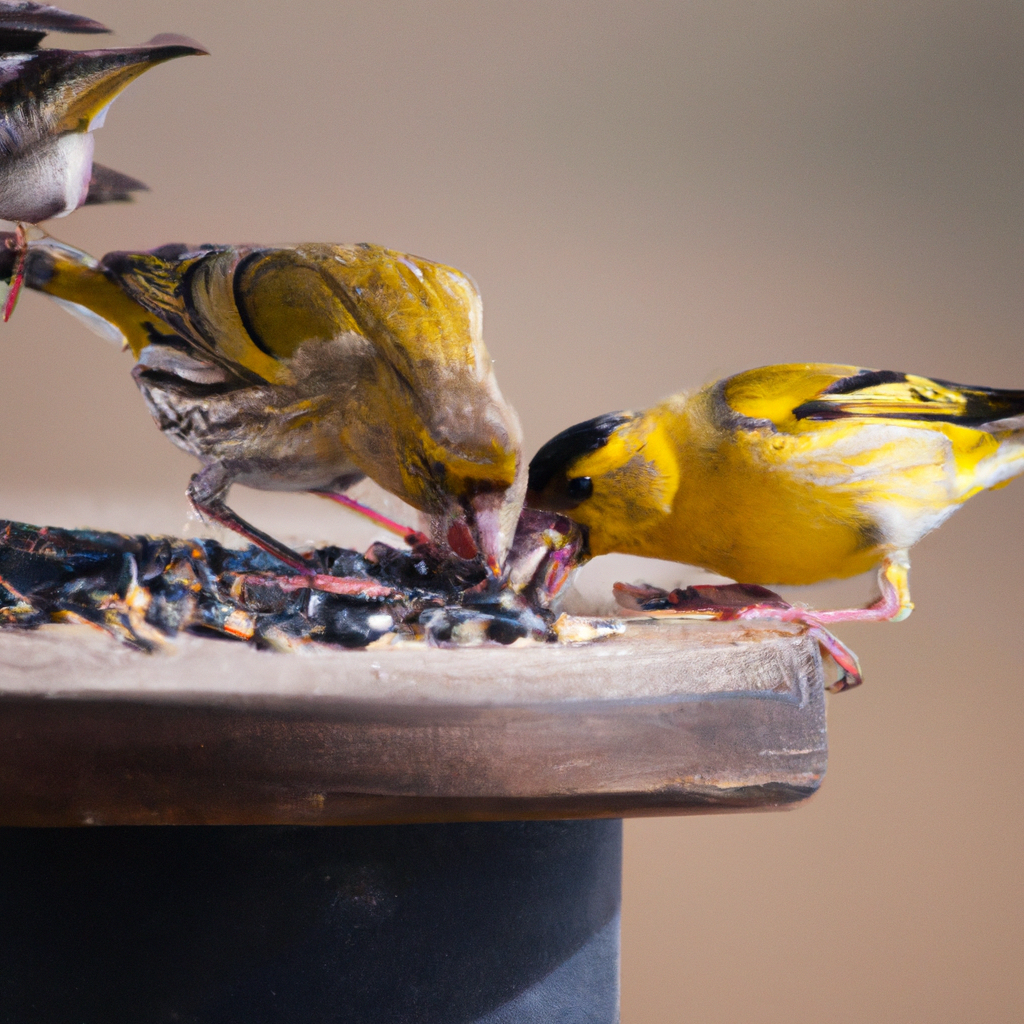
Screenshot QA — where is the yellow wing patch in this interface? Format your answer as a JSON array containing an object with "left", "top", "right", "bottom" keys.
[
  {"left": 723, "top": 364, "right": 859, "bottom": 427},
  {"left": 53, "top": 44, "right": 206, "bottom": 134},
  {"left": 233, "top": 244, "right": 484, "bottom": 379},
  {"left": 102, "top": 243, "right": 487, "bottom": 389},
  {"left": 54, "top": 62, "right": 156, "bottom": 132},
  {"left": 232, "top": 251, "right": 361, "bottom": 361}
]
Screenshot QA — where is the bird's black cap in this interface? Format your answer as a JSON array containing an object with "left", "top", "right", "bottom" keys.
[{"left": 528, "top": 412, "right": 633, "bottom": 493}]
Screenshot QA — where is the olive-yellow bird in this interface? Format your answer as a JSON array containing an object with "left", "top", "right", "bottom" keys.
[
  {"left": 528, "top": 364, "right": 1024, "bottom": 624},
  {"left": 5, "top": 235, "right": 526, "bottom": 576}
]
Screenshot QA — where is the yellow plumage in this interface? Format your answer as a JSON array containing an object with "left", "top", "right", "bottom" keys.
[
  {"left": 528, "top": 363, "right": 1024, "bottom": 620},
  {"left": 12, "top": 235, "right": 525, "bottom": 574}
]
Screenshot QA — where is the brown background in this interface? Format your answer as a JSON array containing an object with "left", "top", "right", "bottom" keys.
[{"left": 2, "top": 2, "right": 1023, "bottom": 1020}]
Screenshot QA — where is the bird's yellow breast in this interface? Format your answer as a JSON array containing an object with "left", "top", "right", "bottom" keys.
[
  {"left": 645, "top": 414, "right": 886, "bottom": 585},
  {"left": 581, "top": 409, "right": 875, "bottom": 584}
]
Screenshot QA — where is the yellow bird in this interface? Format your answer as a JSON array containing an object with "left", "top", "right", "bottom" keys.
[
  {"left": 528, "top": 363, "right": 1024, "bottom": 632},
  {"left": 6, "top": 235, "right": 526, "bottom": 576},
  {"left": 0, "top": 7, "right": 206, "bottom": 316}
]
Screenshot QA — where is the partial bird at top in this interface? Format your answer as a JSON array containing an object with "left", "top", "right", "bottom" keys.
[
  {"left": 0, "top": 1, "right": 110, "bottom": 51},
  {"left": 0, "top": 1, "right": 206, "bottom": 317}
]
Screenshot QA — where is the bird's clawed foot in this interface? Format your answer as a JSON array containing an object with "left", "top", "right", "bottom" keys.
[
  {"left": 613, "top": 581, "right": 863, "bottom": 692},
  {"left": 189, "top": 480, "right": 316, "bottom": 575},
  {"left": 189, "top": 477, "right": 403, "bottom": 598},
  {"left": 810, "top": 556, "right": 913, "bottom": 624}
]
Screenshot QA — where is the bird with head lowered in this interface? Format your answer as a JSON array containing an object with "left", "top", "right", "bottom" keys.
[{"left": 3, "top": 235, "right": 527, "bottom": 582}]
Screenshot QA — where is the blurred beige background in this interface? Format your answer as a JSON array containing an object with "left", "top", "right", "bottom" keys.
[{"left": 2, "top": 1, "right": 1023, "bottom": 1020}]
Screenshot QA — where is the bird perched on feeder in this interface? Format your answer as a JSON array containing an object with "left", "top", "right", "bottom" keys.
[
  {"left": 528, "top": 363, "right": 1024, "bottom": 675},
  {"left": 0, "top": 2, "right": 206, "bottom": 317},
  {"left": 3, "top": 235, "right": 527, "bottom": 578}
]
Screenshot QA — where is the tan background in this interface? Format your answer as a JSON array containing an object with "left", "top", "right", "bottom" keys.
[{"left": 2, "top": 1, "right": 1023, "bottom": 1019}]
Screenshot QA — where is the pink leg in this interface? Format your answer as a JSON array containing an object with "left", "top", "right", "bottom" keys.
[
  {"left": 313, "top": 490, "right": 429, "bottom": 547},
  {"left": 191, "top": 492, "right": 314, "bottom": 573},
  {"left": 196, "top": 499, "right": 399, "bottom": 599},
  {"left": 803, "top": 625, "right": 863, "bottom": 693},
  {"left": 187, "top": 466, "right": 315, "bottom": 573},
  {"left": 612, "top": 569, "right": 907, "bottom": 693},
  {"left": 655, "top": 557, "right": 912, "bottom": 632},
  {"left": 186, "top": 469, "right": 403, "bottom": 601},
  {"left": 802, "top": 556, "right": 912, "bottom": 624},
  {"left": 3, "top": 225, "right": 27, "bottom": 323},
  {"left": 241, "top": 573, "right": 395, "bottom": 599}
]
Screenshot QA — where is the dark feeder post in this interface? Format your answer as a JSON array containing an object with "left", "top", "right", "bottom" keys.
[{"left": 0, "top": 618, "right": 827, "bottom": 1023}]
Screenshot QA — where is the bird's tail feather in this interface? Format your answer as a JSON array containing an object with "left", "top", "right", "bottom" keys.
[
  {"left": 982, "top": 414, "right": 1024, "bottom": 436},
  {"left": 0, "top": 231, "right": 154, "bottom": 354},
  {"left": 84, "top": 163, "right": 149, "bottom": 205}
]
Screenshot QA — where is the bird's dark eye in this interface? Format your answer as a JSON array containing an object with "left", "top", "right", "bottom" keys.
[{"left": 566, "top": 476, "right": 593, "bottom": 500}]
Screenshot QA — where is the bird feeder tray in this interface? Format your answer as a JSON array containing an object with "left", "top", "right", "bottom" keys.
[{"left": 0, "top": 614, "right": 827, "bottom": 827}]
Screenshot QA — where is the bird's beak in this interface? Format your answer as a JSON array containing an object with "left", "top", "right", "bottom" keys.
[
  {"left": 56, "top": 37, "right": 209, "bottom": 134},
  {"left": 468, "top": 491, "right": 513, "bottom": 578}
]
